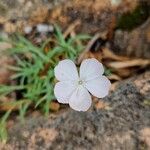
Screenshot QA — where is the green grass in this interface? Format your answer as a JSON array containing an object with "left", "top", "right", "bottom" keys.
[{"left": 0, "top": 25, "right": 91, "bottom": 142}]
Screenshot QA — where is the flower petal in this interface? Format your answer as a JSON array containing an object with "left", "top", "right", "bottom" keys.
[
  {"left": 84, "top": 76, "right": 111, "bottom": 98},
  {"left": 54, "top": 81, "right": 76, "bottom": 104},
  {"left": 80, "top": 58, "right": 104, "bottom": 81},
  {"left": 69, "top": 86, "right": 92, "bottom": 111},
  {"left": 54, "top": 59, "right": 79, "bottom": 81}
]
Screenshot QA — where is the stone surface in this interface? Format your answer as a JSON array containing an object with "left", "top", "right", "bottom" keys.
[
  {"left": 2, "top": 71, "right": 150, "bottom": 150},
  {"left": 113, "top": 18, "right": 150, "bottom": 59}
]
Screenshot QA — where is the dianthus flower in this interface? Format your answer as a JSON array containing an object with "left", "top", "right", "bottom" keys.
[{"left": 54, "top": 58, "right": 111, "bottom": 111}]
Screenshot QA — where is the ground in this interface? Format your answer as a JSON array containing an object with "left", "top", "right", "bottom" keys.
[
  {"left": 0, "top": 72, "right": 149, "bottom": 150},
  {"left": 0, "top": 0, "right": 150, "bottom": 149}
]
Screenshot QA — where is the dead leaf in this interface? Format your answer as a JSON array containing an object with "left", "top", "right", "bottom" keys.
[
  {"left": 30, "top": 6, "right": 49, "bottom": 24},
  {"left": 114, "top": 68, "right": 132, "bottom": 78},
  {"left": 0, "top": 16, "right": 7, "bottom": 24},
  {"left": 50, "top": 5, "right": 68, "bottom": 25},
  {"left": 110, "top": 81, "right": 119, "bottom": 91},
  {"left": 0, "top": 42, "right": 12, "bottom": 51},
  {"left": 102, "top": 48, "right": 129, "bottom": 61},
  {"left": 4, "top": 22, "right": 16, "bottom": 33},
  {"left": 31, "top": 111, "right": 41, "bottom": 118},
  {"left": 108, "top": 74, "right": 122, "bottom": 81},
  {"left": 0, "top": 42, "right": 14, "bottom": 84},
  {"left": 0, "top": 96, "right": 15, "bottom": 103},
  {"left": 139, "top": 128, "right": 150, "bottom": 149},
  {"left": 0, "top": 102, "right": 18, "bottom": 111},
  {"left": 38, "top": 128, "right": 58, "bottom": 142},
  {"left": 107, "top": 59, "right": 150, "bottom": 69},
  {"left": 50, "top": 102, "right": 60, "bottom": 111},
  {"left": 95, "top": 100, "right": 110, "bottom": 110},
  {"left": 0, "top": 100, "right": 31, "bottom": 111}
]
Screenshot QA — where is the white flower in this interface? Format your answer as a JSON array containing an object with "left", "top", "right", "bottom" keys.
[{"left": 54, "top": 58, "right": 111, "bottom": 111}]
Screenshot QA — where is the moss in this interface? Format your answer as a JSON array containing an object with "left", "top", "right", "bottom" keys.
[{"left": 117, "top": 2, "right": 150, "bottom": 30}]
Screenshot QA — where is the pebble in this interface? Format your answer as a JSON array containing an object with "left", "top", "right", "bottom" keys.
[
  {"left": 24, "top": 26, "right": 32, "bottom": 34},
  {"left": 36, "top": 24, "right": 54, "bottom": 33}
]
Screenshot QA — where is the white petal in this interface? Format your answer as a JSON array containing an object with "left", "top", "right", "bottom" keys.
[
  {"left": 69, "top": 86, "right": 92, "bottom": 111},
  {"left": 85, "top": 76, "right": 111, "bottom": 98},
  {"left": 80, "top": 58, "right": 104, "bottom": 81},
  {"left": 54, "top": 59, "right": 79, "bottom": 81},
  {"left": 54, "top": 81, "right": 76, "bottom": 104}
]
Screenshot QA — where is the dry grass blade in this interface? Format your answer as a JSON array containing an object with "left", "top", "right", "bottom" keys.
[
  {"left": 77, "top": 33, "right": 101, "bottom": 64},
  {"left": 102, "top": 48, "right": 129, "bottom": 61},
  {"left": 108, "top": 59, "right": 150, "bottom": 69},
  {"left": 108, "top": 74, "right": 122, "bottom": 81},
  {"left": 63, "top": 20, "right": 81, "bottom": 38}
]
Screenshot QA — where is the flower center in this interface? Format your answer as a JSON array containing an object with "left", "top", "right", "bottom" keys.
[{"left": 78, "top": 80, "right": 83, "bottom": 85}]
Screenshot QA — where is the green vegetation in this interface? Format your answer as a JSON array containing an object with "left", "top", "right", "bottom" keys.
[{"left": 0, "top": 25, "right": 90, "bottom": 142}]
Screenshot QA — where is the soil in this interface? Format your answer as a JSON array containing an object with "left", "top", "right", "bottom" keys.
[
  {"left": 1, "top": 71, "right": 150, "bottom": 150},
  {"left": 0, "top": 0, "right": 149, "bottom": 59},
  {"left": 0, "top": 0, "right": 141, "bottom": 36}
]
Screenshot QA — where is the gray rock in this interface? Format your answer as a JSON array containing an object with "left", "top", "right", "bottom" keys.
[
  {"left": 113, "top": 18, "right": 150, "bottom": 59},
  {"left": 4, "top": 71, "right": 150, "bottom": 150}
]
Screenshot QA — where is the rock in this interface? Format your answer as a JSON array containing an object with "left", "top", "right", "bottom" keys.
[
  {"left": 113, "top": 17, "right": 150, "bottom": 59},
  {"left": 36, "top": 24, "right": 54, "bottom": 33},
  {"left": 3, "top": 71, "right": 150, "bottom": 150}
]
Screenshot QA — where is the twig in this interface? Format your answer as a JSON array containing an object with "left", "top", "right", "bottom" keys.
[
  {"left": 63, "top": 20, "right": 81, "bottom": 38},
  {"left": 77, "top": 33, "right": 101, "bottom": 64},
  {"left": 70, "top": 31, "right": 82, "bottom": 47}
]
